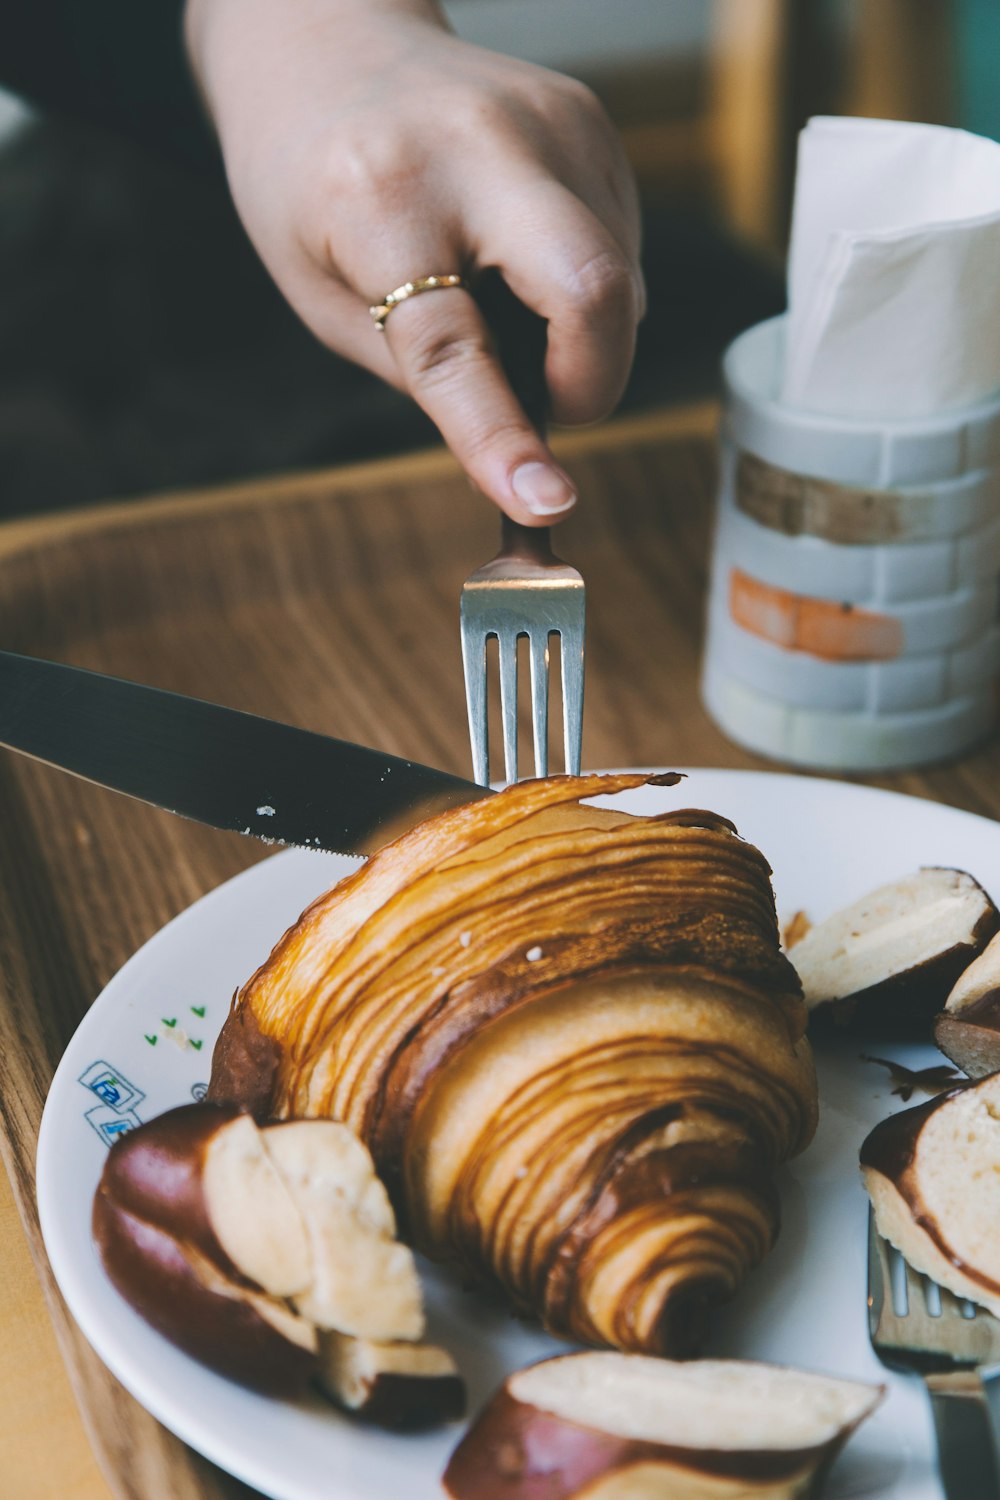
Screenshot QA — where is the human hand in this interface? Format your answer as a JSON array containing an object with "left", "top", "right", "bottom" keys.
[{"left": 184, "top": 0, "right": 644, "bottom": 524}]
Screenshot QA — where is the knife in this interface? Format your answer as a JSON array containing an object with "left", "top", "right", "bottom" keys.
[{"left": 0, "top": 649, "right": 490, "bottom": 856}]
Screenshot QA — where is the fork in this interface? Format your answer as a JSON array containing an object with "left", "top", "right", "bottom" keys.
[
  {"left": 460, "top": 272, "right": 586, "bottom": 787},
  {"left": 868, "top": 1208, "right": 1000, "bottom": 1498},
  {"left": 461, "top": 518, "right": 585, "bottom": 785}
]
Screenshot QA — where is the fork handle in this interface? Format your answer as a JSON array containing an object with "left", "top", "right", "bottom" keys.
[
  {"left": 500, "top": 515, "right": 557, "bottom": 564},
  {"left": 474, "top": 270, "right": 555, "bottom": 563},
  {"left": 983, "top": 1366, "right": 1000, "bottom": 1491},
  {"left": 927, "top": 1371, "right": 1000, "bottom": 1500},
  {"left": 476, "top": 267, "right": 549, "bottom": 427}
]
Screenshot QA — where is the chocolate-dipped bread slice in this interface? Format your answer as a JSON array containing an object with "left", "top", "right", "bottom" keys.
[
  {"left": 443, "top": 1352, "right": 882, "bottom": 1500},
  {"left": 935, "top": 931, "right": 1000, "bottom": 1077},
  {"left": 861, "top": 1072, "right": 1000, "bottom": 1317},
  {"left": 93, "top": 1103, "right": 463, "bottom": 1423},
  {"left": 788, "top": 868, "right": 998, "bottom": 1034}
]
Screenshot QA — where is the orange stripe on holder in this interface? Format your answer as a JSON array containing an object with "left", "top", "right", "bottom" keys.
[{"left": 729, "top": 568, "right": 904, "bottom": 661}]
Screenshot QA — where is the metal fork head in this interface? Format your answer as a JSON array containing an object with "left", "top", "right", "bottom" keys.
[
  {"left": 460, "top": 526, "right": 585, "bottom": 788},
  {"left": 868, "top": 1208, "right": 1000, "bottom": 1373},
  {"left": 868, "top": 1210, "right": 1000, "bottom": 1500}
]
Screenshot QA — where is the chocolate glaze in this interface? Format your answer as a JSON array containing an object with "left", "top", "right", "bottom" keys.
[
  {"left": 542, "top": 1129, "right": 777, "bottom": 1353},
  {"left": 373, "top": 923, "right": 802, "bottom": 1190},
  {"left": 811, "top": 877, "right": 999, "bottom": 1038},
  {"left": 97, "top": 1101, "right": 250, "bottom": 1279},
  {"left": 92, "top": 1193, "right": 316, "bottom": 1396},
  {"left": 341, "top": 1370, "right": 465, "bottom": 1430},
  {"left": 812, "top": 945, "right": 996, "bottom": 1038},
  {"left": 443, "top": 1386, "right": 840, "bottom": 1500},
  {"left": 537, "top": 1103, "right": 684, "bottom": 1312},
  {"left": 951, "top": 988, "right": 1000, "bottom": 1030},
  {"left": 648, "top": 807, "right": 739, "bottom": 836},
  {"left": 208, "top": 995, "right": 282, "bottom": 1119},
  {"left": 428, "top": 1002, "right": 811, "bottom": 1350},
  {"left": 934, "top": 1013, "right": 1000, "bottom": 1079},
  {"left": 862, "top": 1056, "right": 961, "bottom": 1101},
  {"left": 859, "top": 1091, "right": 961, "bottom": 1181},
  {"left": 861, "top": 1085, "right": 1000, "bottom": 1296}
]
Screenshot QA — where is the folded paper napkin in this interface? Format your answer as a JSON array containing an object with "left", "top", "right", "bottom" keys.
[{"left": 783, "top": 116, "right": 1000, "bottom": 420}]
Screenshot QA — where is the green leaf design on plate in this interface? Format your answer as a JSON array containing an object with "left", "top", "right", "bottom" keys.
[
  {"left": 145, "top": 1034, "right": 158, "bottom": 1046},
  {"left": 191, "top": 1005, "right": 206, "bottom": 1018},
  {"left": 191, "top": 1039, "right": 204, "bottom": 1051},
  {"left": 162, "top": 1018, "right": 177, "bottom": 1028}
]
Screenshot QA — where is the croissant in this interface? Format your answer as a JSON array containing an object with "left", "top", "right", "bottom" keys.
[{"left": 209, "top": 772, "right": 817, "bottom": 1356}]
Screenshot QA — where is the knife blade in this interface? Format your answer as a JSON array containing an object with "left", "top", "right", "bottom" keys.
[{"left": 0, "top": 649, "right": 490, "bottom": 855}]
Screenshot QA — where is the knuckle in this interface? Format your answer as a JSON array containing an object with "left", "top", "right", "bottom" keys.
[
  {"left": 436, "top": 83, "right": 508, "bottom": 140},
  {"left": 461, "top": 417, "right": 534, "bottom": 466},
  {"left": 541, "top": 73, "right": 616, "bottom": 142},
  {"left": 324, "top": 129, "right": 421, "bottom": 206},
  {"left": 565, "top": 249, "right": 636, "bottom": 318},
  {"left": 556, "top": 74, "right": 607, "bottom": 122},
  {"left": 404, "top": 328, "right": 490, "bottom": 387}
]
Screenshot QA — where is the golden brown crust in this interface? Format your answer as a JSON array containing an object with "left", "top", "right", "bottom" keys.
[
  {"left": 210, "top": 774, "right": 816, "bottom": 1357},
  {"left": 372, "top": 935, "right": 798, "bottom": 1208},
  {"left": 541, "top": 1138, "right": 778, "bottom": 1353},
  {"left": 208, "top": 1002, "right": 282, "bottom": 1119}
]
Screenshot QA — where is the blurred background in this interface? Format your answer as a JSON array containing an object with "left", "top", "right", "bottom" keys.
[{"left": 0, "top": 0, "right": 996, "bottom": 519}]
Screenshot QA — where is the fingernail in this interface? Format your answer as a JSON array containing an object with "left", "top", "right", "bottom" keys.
[{"left": 511, "top": 462, "right": 577, "bottom": 516}]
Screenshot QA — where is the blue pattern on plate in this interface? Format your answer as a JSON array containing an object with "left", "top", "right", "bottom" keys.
[{"left": 78, "top": 1060, "right": 144, "bottom": 1145}]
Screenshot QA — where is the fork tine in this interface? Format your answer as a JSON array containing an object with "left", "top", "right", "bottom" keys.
[
  {"left": 528, "top": 634, "right": 549, "bottom": 777},
  {"left": 560, "top": 622, "right": 585, "bottom": 776},
  {"left": 497, "top": 631, "right": 520, "bottom": 786},
  {"left": 904, "top": 1256, "right": 932, "bottom": 1319},
  {"left": 868, "top": 1209, "right": 1000, "bottom": 1368},
  {"left": 460, "top": 621, "right": 491, "bottom": 788},
  {"left": 868, "top": 1206, "right": 893, "bottom": 1338}
]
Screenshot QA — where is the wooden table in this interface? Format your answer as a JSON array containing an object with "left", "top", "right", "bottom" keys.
[{"left": 3, "top": 401, "right": 999, "bottom": 1500}]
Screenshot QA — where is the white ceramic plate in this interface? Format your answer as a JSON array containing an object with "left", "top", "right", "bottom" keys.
[{"left": 37, "top": 769, "right": 1000, "bottom": 1500}]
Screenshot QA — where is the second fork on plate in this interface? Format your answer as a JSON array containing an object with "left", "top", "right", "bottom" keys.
[{"left": 868, "top": 1209, "right": 1000, "bottom": 1500}]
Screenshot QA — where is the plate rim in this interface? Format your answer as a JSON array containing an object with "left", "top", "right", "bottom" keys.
[{"left": 36, "top": 767, "right": 1000, "bottom": 1500}]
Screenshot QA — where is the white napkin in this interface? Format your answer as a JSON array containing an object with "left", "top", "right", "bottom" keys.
[{"left": 783, "top": 116, "right": 1000, "bottom": 420}]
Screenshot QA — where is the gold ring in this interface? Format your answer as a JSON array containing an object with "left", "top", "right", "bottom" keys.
[{"left": 369, "top": 274, "right": 467, "bottom": 331}]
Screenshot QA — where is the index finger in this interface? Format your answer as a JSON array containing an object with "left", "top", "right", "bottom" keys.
[
  {"left": 383, "top": 281, "right": 578, "bottom": 525},
  {"left": 474, "top": 181, "right": 643, "bottom": 426}
]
